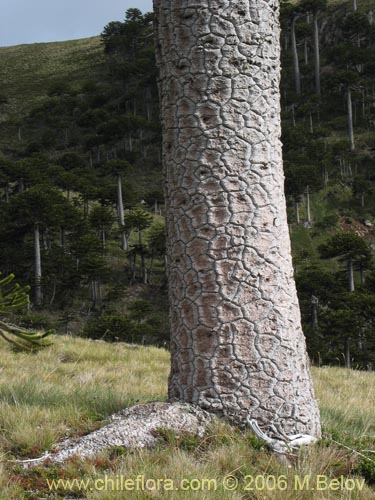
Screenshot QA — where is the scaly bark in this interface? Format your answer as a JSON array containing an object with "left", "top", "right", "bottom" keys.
[{"left": 154, "top": 0, "right": 321, "bottom": 436}]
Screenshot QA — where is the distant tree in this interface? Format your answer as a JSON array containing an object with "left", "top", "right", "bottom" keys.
[
  {"left": 299, "top": 0, "right": 327, "bottom": 95},
  {"left": 319, "top": 232, "right": 372, "bottom": 292},
  {"left": 124, "top": 208, "right": 153, "bottom": 283},
  {"left": 6, "top": 185, "right": 73, "bottom": 305},
  {"left": 281, "top": 1, "right": 302, "bottom": 94},
  {"left": 89, "top": 206, "right": 115, "bottom": 252},
  {"left": 352, "top": 176, "right": 372, "bottom": 208},
  {"left": 105, "top": 159, "right": 132, "bottom": 250}
]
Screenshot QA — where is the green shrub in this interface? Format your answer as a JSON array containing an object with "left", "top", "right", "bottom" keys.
[
  {"left": 11, "top": 312, "right": 56, "bottom": 331},
  {"left": 82, "top": 314, "right": 136, "bottom": 342},
  {"left": 316, "top": 213, "right": 339, "bottom": 229},
  {"left": 354, "top": 457, "right": 375, "bottom": 484}
]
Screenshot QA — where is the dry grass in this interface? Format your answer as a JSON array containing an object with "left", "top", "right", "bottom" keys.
[{"left": 0, "top": 337, "right": 373, "bottom": 498}]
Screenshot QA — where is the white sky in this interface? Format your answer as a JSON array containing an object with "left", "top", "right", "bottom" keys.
[{"left": 0, "top": 0, "right": 153, "bottom": 47}]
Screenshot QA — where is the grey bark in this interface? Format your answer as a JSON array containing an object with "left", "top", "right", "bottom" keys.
[
  {"left": 117, "top": 174, "right": 128, "bottom": 251},
  {"left": 295, "top": 201, "right": 300, "bottom": 224},
  {"left": 309, "top": 113, "right": 314, "bottom": 133},
  {"left": 348, "top": 257, "right": 355, "bottom": 292},
  {"left": 311, "top": 296, "right": 319, "bottom": 330},
  {"left": 154, "top": 0, "right": 321, "bottom": 437},
  {"left": 304, "top": 38, "right": 309, "bottom": 65},
  {"left": 291, "top": 16, "right": 301, "bottom": 95},
  {"left": 345, "top": 338, "right": 351, "bottom": 369},
  {"left": 313, "top": 15, "right": 321, "bottom": 95},
  {"left": 347, "top": 89, "right": 355, "bottom": 152},
  {"left": 306, "top": 185, "right": 311, "bottom": 225},
  {"left": 34, "top": 223, "right": 42, "bottom": 306}
]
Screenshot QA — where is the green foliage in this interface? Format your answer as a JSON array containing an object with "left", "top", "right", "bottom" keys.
[
  {"left": 124, "top": 208, "right": 153, "bottom": 232},
  {"left": 319, "top": 232, "right": 371, "bottom": 261},
  {"left": 82, "top": 313, "right": 158, "bottom": 343},
  {"left": 355, "top": 457, "right": 375, "bottom": 485},
  {"left": 0, "top": 273, "right": 54, "bottom": 351}
]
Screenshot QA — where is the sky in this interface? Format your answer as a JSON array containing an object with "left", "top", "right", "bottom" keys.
[{"left": 0, "top": 0, "right": 153, "bottom": 47}]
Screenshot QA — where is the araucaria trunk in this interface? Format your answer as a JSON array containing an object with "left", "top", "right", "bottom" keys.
[
  {"left": 313, "top": 15, "right": 320, "bottom": 95},
  {"left": 154, "top": 0, "right": 321, "bottom": 437},
  {"left": 34, "top": 223, "right": 42, "bottom": 305},
  {"left": 291, "top": 16, "right": 301, "bottom": 95},
  {"left": 347, "top": 89, "right": 355, "bottom": 152}
]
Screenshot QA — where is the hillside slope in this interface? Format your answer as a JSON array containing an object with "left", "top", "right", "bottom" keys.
[{"left": 0, "top": 36, "right": 105, "bottom": 116}]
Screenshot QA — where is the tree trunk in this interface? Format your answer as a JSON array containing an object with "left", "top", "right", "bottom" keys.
[
  {"left": 60, "top": 227, "right": 66, "bottom": 249},
  {"left": 347, "top": 89, "right": 355, "bottom": 152},
  {"left": 345, "top": 338, "right": 351, "bottom": 369},
  {"left": 295, "top": 201, "right": 300, "bottom": 224},
  {"left": 304, "top": 38, "right": 309, "bottom": 65},
  {"left": 117, "top": 174, "right": 128, "bottom": 250},
  {"left": 291, "top": 17, "right": 301, "bottom": 95},
  {"left": 139, "top": 229, "right": 147, "bottom": 284},
  {"left": 348, "top": 257, "right": 355, "bottom": 292},
  {"left": 34, "top": 223, "right": 42, "bottom": 306},
  {"left": 154, "top": 0, "right": 321, "bottom": 437},
  {"left": 291, "top": 105, "right": 296, "bottom": 127},
  {"left": 361, "top": 192, "right": 365, "bottom": 208},
  {"left": 311, "top": 296, "right": 319, "bottom": 330},
  {"left": 360, "top": 262, "right": 365, "bottom": 285},
  {"left": 313, "top": 14, "right": 321, "bottom": 96},
  {"left": 3, "top": 185, "right": 9, "bottom": 203},
  {"left": 84, "top": 199, "right": 89, "bottom": 218},
  {"left": 306, "top": 185, "right": 311, "bottom": 225}
]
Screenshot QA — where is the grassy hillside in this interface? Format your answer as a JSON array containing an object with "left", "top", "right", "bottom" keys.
[
  {"left": 0, "top": 336, "right": 373, "bottom": 499},
  {"left": 0, "top": 36, "right": 105, "bottom": 116}
]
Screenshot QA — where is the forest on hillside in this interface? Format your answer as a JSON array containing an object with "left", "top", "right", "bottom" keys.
[{"left": 0, "top": 2, "right": 375, "bottom": 367}]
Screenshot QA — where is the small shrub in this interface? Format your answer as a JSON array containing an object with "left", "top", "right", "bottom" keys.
[
  {"left": 11, "top": 313, "right": 56, "bottom": 331},
  {"left": 354, "top": 457, "right": 375, "bottom": 484},
  {"left": 316, "top": 213, "right": 339, "bottom": 229},
  {"left": 82, "top": 314, "right": 136, "bottom": 342}
]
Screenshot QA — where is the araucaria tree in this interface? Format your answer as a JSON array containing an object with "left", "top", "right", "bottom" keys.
[{"left": 154, "top": 0, "right": 321, "bottom": 437}]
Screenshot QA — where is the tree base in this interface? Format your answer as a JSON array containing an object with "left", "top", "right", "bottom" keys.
[{"left": 14, "top": 402, "right": 214, "bottom": 468}]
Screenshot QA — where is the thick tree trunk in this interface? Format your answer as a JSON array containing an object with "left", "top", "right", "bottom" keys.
[
  {"left": 347, "top": 89, "right": 355, "bottom": 152},
  {"left": 154, "top": 0, "right": 321, "bottom": 437},
  {"left": 291, "top": 17, "right": 301, "bottom": 95},
  {"left": 34, "top": 223, "right": 42, "bottom": 306},
  {"left": 313, "top": 15, "right": 321, "bottom": 96}
]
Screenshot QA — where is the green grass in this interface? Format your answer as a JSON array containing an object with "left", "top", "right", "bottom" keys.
[
  {"left": 0, "top": 36, "right": 105, "bottom": 115},
  {"left": 0, "top": 336, "right": 373, "bottom": 498}
]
